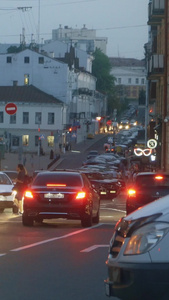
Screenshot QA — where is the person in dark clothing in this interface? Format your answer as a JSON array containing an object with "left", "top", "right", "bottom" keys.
[{"left": 14, "top": 164, "right": 27, "bottom": 214}]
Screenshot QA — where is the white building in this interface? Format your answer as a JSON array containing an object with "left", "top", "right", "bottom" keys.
[
  {"left": 109, "top": 57, "right": 146, "bottom": 102},
  {"left": 0, "top": 46, "right": 106, "bottom": 153},
  {"left": 0, "top": 85, "right": 67, "bottom": 154},
  {"left": 48, "top": 24, "right": 108, "bottom": 55}
]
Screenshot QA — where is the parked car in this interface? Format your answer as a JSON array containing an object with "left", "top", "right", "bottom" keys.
[
  {"left": 105, "top": 194, "right": 169, "bottom": 300},
  {"left": 0, "top": 172, "right": 17, "bottom": 213},
  {"left": 22, "top": 170, "right": 100, "bottom": 227},
  {"left": 126, "top": 172, "right": 169, "bottom": 215}
]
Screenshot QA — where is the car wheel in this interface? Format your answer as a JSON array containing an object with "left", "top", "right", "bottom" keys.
[
  {"left": 92, "top": 208, "right": 100, "bottom": 224},
  {"left": 81, "top": 211, "right": 92, "bottom": 227},
  {"left": 0, "top": 208, "right": 4, "bottom": 213},
  {"left": 22, "top": 214, "right": 34, "bottom": 226}
]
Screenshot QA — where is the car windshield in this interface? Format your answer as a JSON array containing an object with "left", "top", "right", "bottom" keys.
[
  {"left": 136, "top": 175, "right": 169, "bottom": 187},
  {"left": 0, "top": 174, "right": 12, "bottom": 185},
  {"left": 33, "top": 172, "right": 83, "bottom": 187}
]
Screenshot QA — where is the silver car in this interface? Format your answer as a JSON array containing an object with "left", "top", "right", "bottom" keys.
[
  {"left": 105, "top": 195, "right": 169, "bottom": 300},
  {"left": 0, "top": 172, "right": 16, "bottom": 212}
]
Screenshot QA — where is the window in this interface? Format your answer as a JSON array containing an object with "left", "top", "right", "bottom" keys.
[
  {"left": 12, "top": 136, "right": 19, "bottom": 147},
  {"left": 48, "top": 113, "right": 54, "bottom": 125},
  {"left": 24, "top": 74, "right": 29, "bottom": 85},
  {"left": 47, "top": 136, "right": 54, "bottom": 147},
  {"left": 128, "top": 78, "right": 132, "bottom": 84},
  {"left": 10, "top": 114, "right": 16, "bottom": 124},
  {"left": 0, "top": 112, "right": 3, "bottom": 123},
  {"left": 24, "top": 56, "right": 30, "bottom": 63},
  {"left": 22, "top": 135, "right": 29, "bottom": 146},
  {"left": 141, "top": 78, "right": 145, "bottom": 84},
  {"left": 13, "top": 81, "right": 18, "bottom": 86},
  {"left": 35, "top": 112, "right": 42, "bottom": 124},
  {"left": 39, "top": 57, "right": 44, "bottom": 64},
  {"left": 135, "top": 78, "right": 139, "bottom": 84},
  {"left": 23, "top": 112, "right": 29, "bottom": 124},
  {"left": 7, "top": 56, "right": 12, "bottom": 63},
  {"left": 35, "top": 135, "right": 40, "bottom": 147},
  {"left": 117, "top": 78, "right": 121, "bottom": 84}
]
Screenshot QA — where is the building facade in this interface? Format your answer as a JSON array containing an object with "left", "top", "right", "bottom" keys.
[{"left": 145, "top": 0, "right": 167, "bottom": 170}]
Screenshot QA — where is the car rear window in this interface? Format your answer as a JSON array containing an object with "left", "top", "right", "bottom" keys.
[
  {"left": 136, "top": 175, "right": 169, "bottom": 187},
  {"left": 33, "top": 172, "right": 83, "bottom": 187}
]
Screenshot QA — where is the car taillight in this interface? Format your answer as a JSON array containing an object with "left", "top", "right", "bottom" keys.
[
  {"left": 46, "top": 183, "right": 66, "bottom": 187},
  {"left": 24, "top": 190, "right": 34, "bottom": 199},
  {"left": 76, "top": 192, "right": 86, "bottom": 200},
  {"left": 128, "top": 188, "right": 136, "bottom": 197},
  {"left": 155, "top": 175, "right": 164, "bottom": 180}
]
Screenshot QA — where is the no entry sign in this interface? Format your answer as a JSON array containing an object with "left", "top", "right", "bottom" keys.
[{"left": 5, "top": 103, "right": 17, "bottom": 115}]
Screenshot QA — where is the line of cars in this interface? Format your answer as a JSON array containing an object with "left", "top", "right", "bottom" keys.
[{"left": 105, "top": 171, "right": 169, "bottom": 299}]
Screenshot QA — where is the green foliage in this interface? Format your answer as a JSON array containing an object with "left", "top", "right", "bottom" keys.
[{"left": 92, "top": 48, "right": 115, "bottom": 94}]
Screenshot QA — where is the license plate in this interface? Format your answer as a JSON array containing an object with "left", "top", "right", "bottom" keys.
[{"left": 44, "top": 193, "right": 64, "bottom": 199}]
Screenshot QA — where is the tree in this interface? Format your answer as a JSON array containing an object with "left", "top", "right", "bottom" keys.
[
  {"left": 92, "top": 48, "right": 115, "bottom": 94},
  {"left": 92, "top": 48, "right": 123, "bottom": 116}
]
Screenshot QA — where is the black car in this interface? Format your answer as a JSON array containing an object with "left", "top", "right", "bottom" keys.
[
  {"left": 79, "top": 169, "right": 124, "bottom": 200},
  {"left": 126, "top": 172, "right": 169, "bottom": 214},
  {"left": 22, "top": 170, "right": 100, "bottom": 227}
]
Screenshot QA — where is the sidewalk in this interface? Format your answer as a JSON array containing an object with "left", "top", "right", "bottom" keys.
[{"left": 0, "top": 133, "right": 107, "bottom": 175}]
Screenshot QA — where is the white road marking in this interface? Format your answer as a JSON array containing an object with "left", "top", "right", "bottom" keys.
[
  {"left": 10, "top": 223, "right": 102, "bottom": 252},
  {"left": 0, "top": 253, "right": 6, "bottom": 257},
  {"left": 81, "top": 245, "right": 109, "bottom": 252}
]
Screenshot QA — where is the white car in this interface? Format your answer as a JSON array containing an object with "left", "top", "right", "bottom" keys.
[
  {"left": 0, "top": 172, "right": 16, "bottom": 213},
  {"left": 105, "top": 195, "right": 169, "bottom": 300}
]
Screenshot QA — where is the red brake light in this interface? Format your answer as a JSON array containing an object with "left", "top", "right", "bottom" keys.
[
  {"left": 24, "top": 190, "right": 33, "bottom": 198},
  {"left": 46, "top": 184, "right": 66, "bottom": 187},
  {"left": 155, "top": 175, "right": 164, "bottom": 180},
  {"left": 76, "top": 192, "right": 86, "bottom": 199},
  {"left": 128, "top": 189, "right": 136, "bottom": 197}
]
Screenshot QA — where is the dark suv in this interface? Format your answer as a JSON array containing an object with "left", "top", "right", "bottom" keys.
[
  {"left": 126, "top": 172, "right": 169, "bottom": 214},
  {"left": 22, "top": 170, "right": 100, "bottom": 227}
]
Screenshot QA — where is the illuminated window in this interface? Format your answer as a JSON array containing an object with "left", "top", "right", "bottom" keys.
[
  {"left": 22, "top": 135, "right": 29, "bottom": 146},
  {"left": 10, "top": 114, "right": 16, "bottom": 124},
  {"left": 23, "top": 112, "right": 29, "bottom": 124},
  {"left": 24, "top": 74, "right": 29, "bottom": 85},
  {"left": 47, "top": 136, "right": 54, "bottom": 147},
  {"left": 48, "top": 113, "right": 54, "bottom": 124}
]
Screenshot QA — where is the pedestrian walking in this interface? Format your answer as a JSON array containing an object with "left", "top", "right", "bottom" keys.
[{"left": 14, "top": 164, "right": 27, "bottom": 214}]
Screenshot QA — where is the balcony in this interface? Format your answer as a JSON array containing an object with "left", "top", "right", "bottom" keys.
[
  {"left": 148, "top": 54, "right": 164, "bottom": 78},
  {"left": 148, "top": 0, "right": 165, "bottom": 25}
]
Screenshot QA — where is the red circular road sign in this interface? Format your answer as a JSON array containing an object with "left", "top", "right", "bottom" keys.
[{"left": 5, "top": 102, "right": 17, "bottom": 115}]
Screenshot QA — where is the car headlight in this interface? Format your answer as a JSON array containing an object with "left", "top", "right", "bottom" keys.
[{"left": 124, "top": 222, "right": 169, "bottom": 255}]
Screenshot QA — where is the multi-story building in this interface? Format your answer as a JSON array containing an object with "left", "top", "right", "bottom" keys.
[
  {"left": 46, "top": 24, "right": 108, "bottom": 55},
  {"left": 0, "top": 44, "right": 106, "bottom": 154},
  {"left": 109, "top": 57, "right": 146, "bottom": 102},
  {"left": 145, "top": 0, "right": 166, "bottom": 170}
]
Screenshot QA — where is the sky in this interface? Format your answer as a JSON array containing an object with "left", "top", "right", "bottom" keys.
[{"left": 0, "top": 0, "right": 149, "bottom": 59}]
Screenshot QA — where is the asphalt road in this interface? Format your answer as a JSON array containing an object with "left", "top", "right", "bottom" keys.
[{"left": 0, "top": 133, "right": 126, "bottom": 300}]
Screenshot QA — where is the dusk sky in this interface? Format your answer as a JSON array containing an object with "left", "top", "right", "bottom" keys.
[{"left": 0, "top": 0, "right": 148, "bottom": 59}]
